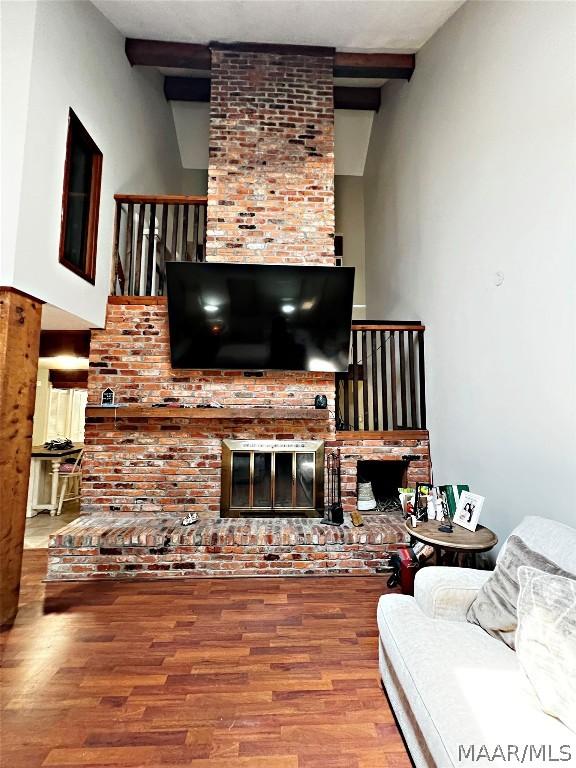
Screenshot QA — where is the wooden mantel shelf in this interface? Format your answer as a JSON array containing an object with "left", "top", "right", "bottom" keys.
[{"left": 86, "top": 406, "right": 330, "bottom": 420}]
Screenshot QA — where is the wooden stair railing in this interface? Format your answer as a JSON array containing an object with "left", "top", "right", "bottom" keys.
[
  {"left": 336, "top": 321, "right": 426, "bottom": 432},
  {"left": 111, "top": 194, "right": 207, "bottom": 296}
]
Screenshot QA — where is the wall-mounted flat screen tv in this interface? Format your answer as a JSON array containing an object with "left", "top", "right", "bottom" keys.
[{"left": 165, "top": 262, "right": 355, "bottom": 372}]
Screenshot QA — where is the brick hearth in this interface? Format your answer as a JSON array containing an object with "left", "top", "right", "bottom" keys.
[{"left": 47, "top": 513, "right": 409, "bottom": 580}]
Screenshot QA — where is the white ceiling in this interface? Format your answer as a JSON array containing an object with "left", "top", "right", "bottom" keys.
[
  {"left": 93, "top": 0, "right": 465, "bottom": 52},
  {"left": 42, "top": 304, "right": 94, "bottom": 331}
]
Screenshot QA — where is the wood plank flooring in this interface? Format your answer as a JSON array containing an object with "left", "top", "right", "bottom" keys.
[{"left": 1, "top": 550, "right": 410, "bottom": 768}]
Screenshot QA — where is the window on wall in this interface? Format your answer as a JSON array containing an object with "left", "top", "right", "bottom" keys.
[{"left": 59, "top": 109, "right": 102, "bottom": 284}]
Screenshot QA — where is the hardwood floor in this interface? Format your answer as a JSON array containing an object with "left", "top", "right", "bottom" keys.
[{"left": 1, "top": 550, "right": 410, "bottom": 768}]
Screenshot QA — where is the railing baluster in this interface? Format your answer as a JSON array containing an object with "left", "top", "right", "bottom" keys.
[
  {"left": 379, "top": 330, "right": 389, "bottom": 430},
  {"left": 399, "top": 331, "right": 407, "bottom": 428},
  {"left": 371, "top": 330, "right": 379, "bottom": 430},
  {"left": 343, "top": 368, "right": 350, "bottom": 430},
  {"left": 202, "top": 203, "right": 208, "bottom": 261},
  {"left": 171, "top": 204, "right": 180, "bottom": 258},
  {"left": 158, "top": 204, "right": 168, "bottom": 295},
  {"left": 125, "top": 203, "right": 134, "bottom": 295},
  {"left": 145, "top": 202, "right": 156, "bottom": 295},
  {"left": 389, "top": 331, "right": 398, "bottom": 430},
  {"left": 112, "top": 200, "right": 123, "bottom": 295},
  {"left": 408, "top": 331, "right": 417, "bottom": 428},
  {"left": 361, "top": 330, "right": 369, "bottom": 430},
  {"left": 418, "top": 330, "right": 426, "bottom": 429},
  {"left": 182, "top": 203, "right": 189, "bottom": 260},
  {"left": 192, "top": 203, "right": 200, "bottom": 262},
  {"left": 134, "top": 203, "right": 145, "bottom": 296},
  {"left": 352, "top": 331, "right": 359, "bottom": 431}
]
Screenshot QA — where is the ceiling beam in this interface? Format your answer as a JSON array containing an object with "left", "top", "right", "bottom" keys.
[
  {"left": 164, "top": 77, "right": 211, "bottom": 102},
  {"left": 334, "top": 86, "right": 380, "bottom": 111},
  {"left": 125, "top": 38, "right": 211, "bottom": 70},
  {"left": 164, "top": 77, "right": 381, "bottom": 111},
  {"left": 126, "top": 39, "right": 415, "bottom": 80},
  {"left": 210, "top": 41, "right": 335, "bottom": 57},
  {"left": 334, "top": 52, "right": 415, "bottom": 80}
]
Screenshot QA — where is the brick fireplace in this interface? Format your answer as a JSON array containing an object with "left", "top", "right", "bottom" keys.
[{"left": 47, "top": 43, "right": 431, "bottom": 580}]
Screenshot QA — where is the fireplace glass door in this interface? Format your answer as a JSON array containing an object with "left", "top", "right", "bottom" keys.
[{"left": 222, "top": 440, "right": 324, "bottom": 518}]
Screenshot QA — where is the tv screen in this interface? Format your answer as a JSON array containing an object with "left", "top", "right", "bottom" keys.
[{"left": 165, "top": 262, "right": 355, "bottom": 372}]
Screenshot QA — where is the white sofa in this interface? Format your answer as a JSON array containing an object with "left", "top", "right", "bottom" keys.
[{"left": 377, "top": 516, "right": 576, "bottom": 768}]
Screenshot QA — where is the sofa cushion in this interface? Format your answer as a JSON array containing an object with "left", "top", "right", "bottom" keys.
[
  {"left": 516, "top": 566, "right": 576, "bottom": 734},
  {"left": 466, "top": 535, "right": 574, "bottom": 649},
  {"left": 498, "top": 516, "right": 576, "bottom": 573},
  {"left": 377, "top": 594, "right": 575, "bottom": 768}
]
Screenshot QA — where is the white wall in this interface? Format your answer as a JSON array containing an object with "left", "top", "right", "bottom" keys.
[
  {"left": 335, "top": 176, "right": 366, "bottom": 319},
  {"left": 364, "top": 0, "right": 576, "bottom": 545},
  {"left": 3, "top": 0, "right": 183, "bottom": 327},
  {"left": 181, "top": 169, "right": 209, "bottom": 196},
  {"left": 334, "top": 110, "right": 374, "bottom": 176},
  {"left": 171, "top": 102, "right": 210, "bottom": 170},
  {"left": 0, "top": 0, "right": 37, "bottom": 285}
]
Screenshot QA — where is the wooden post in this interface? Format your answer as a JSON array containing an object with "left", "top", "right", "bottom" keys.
[{"left": 0, "top": 288, "right": 42, "bottom": 628}]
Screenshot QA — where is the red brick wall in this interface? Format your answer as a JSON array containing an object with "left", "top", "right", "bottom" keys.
[
  {"left": 84, "top": 299, "right": 335, "bottom": 518},
  {"left": 330, "top": 436, "right": 431, "bottom": 513},
  {"left": 207, "top": 48, "right": 335, "bottom": 264},
  {"left": 83, "top": 414, "right": 332, "bottom": 519},
  {"left": 88, "top": 300, "right": 335, "bottom": 410}
]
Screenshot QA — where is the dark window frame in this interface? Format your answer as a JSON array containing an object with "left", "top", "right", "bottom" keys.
[{"left": 58, "top": 109, "right": 102, "bottom": 284}]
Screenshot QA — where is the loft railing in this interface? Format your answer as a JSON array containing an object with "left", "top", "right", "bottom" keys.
[
  {"left": 111, "top": 194, "right": 207, "bottom": 296},
  {"left": 336, "top": 322, "right": 426, "bottom": 432}
]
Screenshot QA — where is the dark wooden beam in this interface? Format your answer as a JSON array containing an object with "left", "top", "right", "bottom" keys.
[
  {"left": 125, "top": 38, "right": 211, "bottom": 70},
  {"left": 334, "top": 52, "right": 415, "bottom": 80},
  {"left": 126, "top": 38, "right": 415, "bottom": 80},
  {"left": 164, "top": 77, "right": 381, "bottom": 111},
  {"left": 209, "top": 41, "right": 335, "bottom": 57},
  {"left": 39, "top": 330, "right": 90, "bottom": 359},
  {"left": 334, "top": 86, "right": 381, "bottom": 111},
  {"left": 164, "top": 76, "right": 211, "bottom": 102},
  {"left": 49, "top": 369, "right": 88, "bottom": 389}
]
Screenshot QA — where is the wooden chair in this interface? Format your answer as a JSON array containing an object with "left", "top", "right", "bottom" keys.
[{"left": 54, "top": 449, "right": 83, "bottom": 515}]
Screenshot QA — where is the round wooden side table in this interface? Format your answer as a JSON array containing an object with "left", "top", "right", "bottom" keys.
[{"left": 405, "top": 519, "right": 498, "bottom": 567}]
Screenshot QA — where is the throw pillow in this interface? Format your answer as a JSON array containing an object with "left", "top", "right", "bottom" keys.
[
  {"left": 466, "top": 535, "right": 574, "bottom": 649},
  {"left": 516, "top": 566, "right": 576, "bottom": 733}
]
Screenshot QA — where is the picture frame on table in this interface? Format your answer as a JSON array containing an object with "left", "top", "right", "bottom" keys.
[{"left": 453, "top": 491, "right": 484, "bottom": 532}]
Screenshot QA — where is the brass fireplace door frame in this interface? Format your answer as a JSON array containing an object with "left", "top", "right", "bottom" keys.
[{"left": 221, "top": 439, "right": 325, "bottom": 518}]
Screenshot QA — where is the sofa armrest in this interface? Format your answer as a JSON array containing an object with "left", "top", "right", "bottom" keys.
[{"left": 414, "top": 567, "right": 492, "bottom": 621}]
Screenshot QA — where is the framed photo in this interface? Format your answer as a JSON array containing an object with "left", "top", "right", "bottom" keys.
[{"left": 453, "top": 491, "right": 484, "bottom": 532}]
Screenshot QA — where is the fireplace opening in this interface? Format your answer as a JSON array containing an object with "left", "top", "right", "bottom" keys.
[
  {"left": 222, "top": 440, "right": 324, "bottom": 518},
  {"left": 357, "top": 460, "right": 408, "bottom": 515}
]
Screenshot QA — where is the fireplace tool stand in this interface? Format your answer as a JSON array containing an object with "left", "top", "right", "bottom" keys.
[{"left": 322, "top": 449, "right": 344, "bottom": 525}]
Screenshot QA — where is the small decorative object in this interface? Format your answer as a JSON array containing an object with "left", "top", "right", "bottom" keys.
[
  {"left": 101, "top": 387, "right": 115, "bottom": 406},
  {"left": 414, "top": 483, "right": 432, "bottom": 523},
  {"left": 453, "top": 491, "right": 485, "bottom": 532},
  {"left": 43, "top": 438, "right": 74, "bottom": 451},
  {"left": 398, "top": 487, "right": 415, "bottom": 518},
  {"left": 357, "top": 481, "right": 377, "bottom": 511},
  {"left": 314, "top": 394, "right": 328, "bottom": 409},
  {"left": 350, "top": 510, "right": 364, "bottom": 527},
  {"left": 438, "top": 495, "right": 454, "bottom": 533},
  {"left": 182, "top": 512, "right": 199, "bottom": 526}
]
